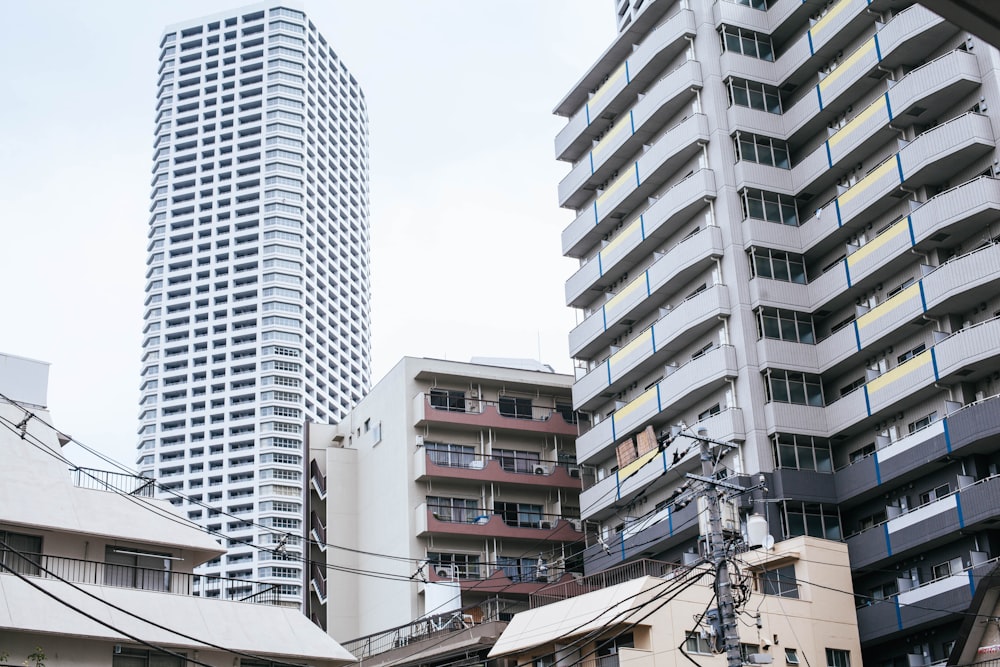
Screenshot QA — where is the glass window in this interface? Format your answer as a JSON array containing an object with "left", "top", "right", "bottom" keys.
[
  {"left": 755, "top": 308, "right": 814, "bottom": 343},
  {"left": 429, "top": 388, "right": 465, "bottom": 412},
  {"left": 772, "top": 434, "right": 832, "bottom": 472},
  {"left": 826, "top": 648, "right": 851, "bottom": 667},
  {"left": 0, "top": 531, "right": 42, "bottom": 576},
  {"left": 749, "top": 249, "right": 807, "bottom": 284},
  {"left": 740, "top": 189, "right": 798, "bottom": 226},
  {"left": 103, "top": 546, "right": 172, "bottom": 591},
  {"left": 427, "top": 496, "right": 479, "bottom": 524},
  {"left": 783, "top": 502, "right": 841, "bottom": 540},
  {"left": 720, "top": 25, "right": 775, "bottom": 61},
  {"left": 498, "top": 395, "right": 533, "bottom": 419},
  {"left": 493, "top": 449, "right": 541, "bottom": 473},
  {"left": 727, "top": 78, "right": 782, "bottom": 114},
  {"left": 425, "top": 441, "right": 476, "bottom": 468},
  {"left": 764, "top": 370, "right": 824, "bottom": 407}
]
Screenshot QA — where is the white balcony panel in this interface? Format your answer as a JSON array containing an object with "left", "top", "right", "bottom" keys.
[
  {"left": 888, "top": 494, "right": 956, "bottom": 533},
  {"left": 910, "top": 177, "right": 1000, "bottom": 246},
  {"left": 897, "top": 112, "right": 995, "bottom": 189},
  {"left": 854, "top": 283, "right": 924, "bottom": 349},
  {"left": 935, "top": 318, "right": 1000, "bottom": 381},
  {"left": 897, "top": 571, "right": 969, "bottom": 607},
  {"left": 866, "top": 349, "right": 937, "bottom": 415},
  {"left": 764, "top": 402, "right": 829, "bottom": 439},
  {"left": 576, "top": 417, "right": 616, "bottom": 466},
  {"left": 878, "top": 419, "right": 945, "bottom": 462},
  {"left": 824, "top": 388, "right": 868, "bottom": 435},
  {"left": 923, "top": 243, "right": 1000, "bottom": 311}
]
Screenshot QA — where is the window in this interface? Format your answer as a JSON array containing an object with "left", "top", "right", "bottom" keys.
[
  {"left": 493, "top": 448, "right": 541, "bottom": 473},
  {"left": 750, "top": 248, "right": 806, "bottom": 283},
  {"left": 0, "top": 531, "right": 42, "bottom": 576},
  {"left": 494, "top": 501, "right": 544, "bottom": 528},
  {"left": 741, "top": 644, "right": 762, "bottom": 662},
  {"left": 849, "top": 442, "right": 875, "bottom": 463},
  {"left": 104, "top": 546, "right": 172, "bottom": 591},
  {"left": 826, "top": 648, "right": 851, "bottom": 667},
  {"left": 727, "top": 78, "right": 782, "bottom": 113},
  {"left": 756, "top": 307, "right": 814, "bottom": 343},
  {"left": 427, "top": 496, "right": 479, "bottom": 524},
  {"left": 897, "top": 344, "right": 926, "bottom": 365},
  {"left": 856, "top": 509, "right": 887, "bottom": 532},
  {"left": 740, "top": 188, "right": 798, "bottom": 226},
  {"left": 772, "top": 434, "right": 832, "bottom": 472},
  {"left": 425, "top": 442, "right": 476, "bottom": 468},
  {"left": 113, "top": 648, "right": 185, "bottom": 667},
  {"left": 429, "top": 388, "right": 465, "bottom": 412},
  {"left": 839, "top": 377, "right": 865, "bottom": 398},
  {"left": 427, "top": 552, "right": 480, "bottom": 579},
  {"left": 758, "top": 565, "right": 799, "bottom": 598},
  {"left": 908, "top": 411, "right": 937, "bottom": 434},
  {"left": 555, "top": 402, "right": 578, "bottom": 424},
  {"left": 869, "top": 580, "right": 897, "bottom": 601},
  {"left": 785, "top": 648, "right": 800, "bottom": 665},
  {"left": 919, "top": 483, "right": 950, "bottom": 505},
  {"left": 783, "top": 502, "right": 841, "bottom": 540},
  {"left": 497, "top": 555, "right": 544, "bottom": 583},
  {"left": 931, "top": 560, "right": 954, "bottom": 581},
  {"left": 735, "top": 133, "right": 790, "bottom": 168},
  {"left": 764, "top": 370, "right": 824, "bottom": 406},
  {"left": 685, "top": 632, "right": 715, "bottom": 654},
  {"left": 498, "top": 395, "right": 533, "bottom": 419},
  {"left": 720, "top": 25, "right": 774, "bottom": 60}
]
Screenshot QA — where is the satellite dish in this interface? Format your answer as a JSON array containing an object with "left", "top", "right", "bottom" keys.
[{"left": 763, "top": 535, "right": 775, "bottom": 550}]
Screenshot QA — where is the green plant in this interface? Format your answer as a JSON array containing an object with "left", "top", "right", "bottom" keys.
[{"left": 24, "top": 647, "right": 44, "bottom": 667}]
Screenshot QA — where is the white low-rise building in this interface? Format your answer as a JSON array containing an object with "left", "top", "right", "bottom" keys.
[{"left": 0, "top": 352, "right": 355, "bottom": 667}]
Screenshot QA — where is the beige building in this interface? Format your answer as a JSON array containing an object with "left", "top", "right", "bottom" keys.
[
  {"left": 490, "top": 536, "right": 862, "bottom": 667},
  {"left": 0, "top": 352, "right": 355, "bottom": 667},
  {"left": 306, "top": 357, "right": 583, "bottom": 642}
]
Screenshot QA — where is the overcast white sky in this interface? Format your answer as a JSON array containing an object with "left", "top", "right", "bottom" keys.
[{"left": 0, "top": 1, "right": 615, "bottom": 469}]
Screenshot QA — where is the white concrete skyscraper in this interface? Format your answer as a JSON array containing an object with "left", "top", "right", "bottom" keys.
[{"left": 138, "top": 2, "right": 371, "bottom": 606}]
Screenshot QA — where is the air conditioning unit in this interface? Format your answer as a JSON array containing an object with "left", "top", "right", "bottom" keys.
[
  {"left": 415, "top": 435, "right": 424, "bottom": 446},
  {"left": 569, "top": 519, "right": 583, "bottom": 531},
  {"left": 568, "top": 466, "right": 581, "bottom": 478},
  {"left": 435, "top": 565, "right": 454, "bottom": 579},
  {"left": 533, "top": 464, "right": 549, "bottom": 475},
  {"left": 539, "top": 521, "right": 553, "bottom": 529}
]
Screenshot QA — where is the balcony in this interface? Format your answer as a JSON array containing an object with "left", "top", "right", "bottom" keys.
[
  {"left": 564, "top": 169, "right": 716, "bottom": 299},
  {"left": 415, "top": 504, "right": 582, "bottom": 541},
  {"left": 834, "top": 395, "right": 1000, "bottom": 505},
  {"left": 569, "top": 225, "right": 724, "bottom": 359},
  {"left": 580, "top": 408, "right": 745, "bottom": 521},
  {"left": 414, "top": 452, "right": 583, "bottom": 491},
  {"left": 573, "top": 284, "right": 731, "bottom": 411},
  {"left": 558, "top": 67, "right": 705, "bottom": 209},
  {"left": 343, "top": 596, "right": 529, "bottom": 663},
  {"left": 576, "top": 346, "right": 738, "bottom": 465},
  {"left": 855, "top": 557, "right": 997, "bottom": 643},
  {"left": 412, "top": 393, "right": 578, "bottom": 437},
  {"left": 581, "top": 499, "right": 701, "bottom": 574},
  {"left": 846, "top": 475, "right": 1000, "bottom": 570},
  {"left": 532, "top": 557, "right": 687, "bottom": 607},
  {"left": 0, "top": 549, "right": 279, "bottom": 604},
  {"left": 562, "top": 115, "right": 710, "bottom": 261},
  {"left": 554, "top": 9, "right": 697, "bottom": 161}
]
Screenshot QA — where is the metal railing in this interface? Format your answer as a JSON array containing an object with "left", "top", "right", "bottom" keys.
[
  {"left": 0, "top": 550, "right": 279, "bottom": 605},
  {"left": 72, "top": 467, "right": 156, "bottom": 497},
  {"left": 530, "top": 558, "right": 685, "bottom": 608},
  {"left": 342, "top": 597, "right": 530, "bottom": 659}
]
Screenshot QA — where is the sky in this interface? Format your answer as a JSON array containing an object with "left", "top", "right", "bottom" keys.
[{"left": 0, "top": 1, "right": 615, "bottom": 469}]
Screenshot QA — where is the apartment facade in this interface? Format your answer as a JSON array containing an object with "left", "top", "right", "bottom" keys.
[
  {"left": 0, "top": 353, "right": 355, "bottom": 667},
  {"left": 557, "top": 0, "right": 1000, "bottom": 663},
  {"left": 306, "top": 357, "right": 583, "bottom": 641},
  {"left": 138, "top": 2, "right": 370, "bottom": 605}
]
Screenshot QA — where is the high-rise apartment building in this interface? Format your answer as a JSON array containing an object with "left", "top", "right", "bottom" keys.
[
  {"left": 138, "top": 2, "right": 370, "bottom": 606},
  {"left": 558, "top": 0, "right": 1000, "bottom": 662}
]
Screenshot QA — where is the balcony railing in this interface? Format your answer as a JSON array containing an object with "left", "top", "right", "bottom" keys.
[
  {"left": 343, "top": 596, "right": 530, "bottom": 659},
  {"left": 425, "top": 395, "right": 578, "bottom": 424},
  {"left": 0, "top": 550, "right": 279, "bottom": 604},
  {"left": 426, "top": 452, "right": 580, "bottom": 478},
  {"left": 530, "top": 558, "right": 685, "bottom": 608},
  {"left": 72, "top": 467, "right": 156, "bottom": 498},
  {"left": 428, "top": 506, "right": 577, "bottom": 530}
]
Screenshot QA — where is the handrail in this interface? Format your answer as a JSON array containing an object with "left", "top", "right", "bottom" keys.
[
  {"left": 0, "top": 550, "right": 280, "bottom": 605},
  {"left": 857, "top": 554, "right": 1000, "bottom": 608}
]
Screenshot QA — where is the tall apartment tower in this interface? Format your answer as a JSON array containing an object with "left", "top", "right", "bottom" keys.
[
  {"left": 138, "top": 2, "right": 371, "bottom": 606},
  {"left": 558, "top": 0, "right": 1000, "bottom": 663}
]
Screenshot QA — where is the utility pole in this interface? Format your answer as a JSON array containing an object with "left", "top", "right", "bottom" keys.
[{"left": 692, "top": 427, "right": 743, "bottom": 667}]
